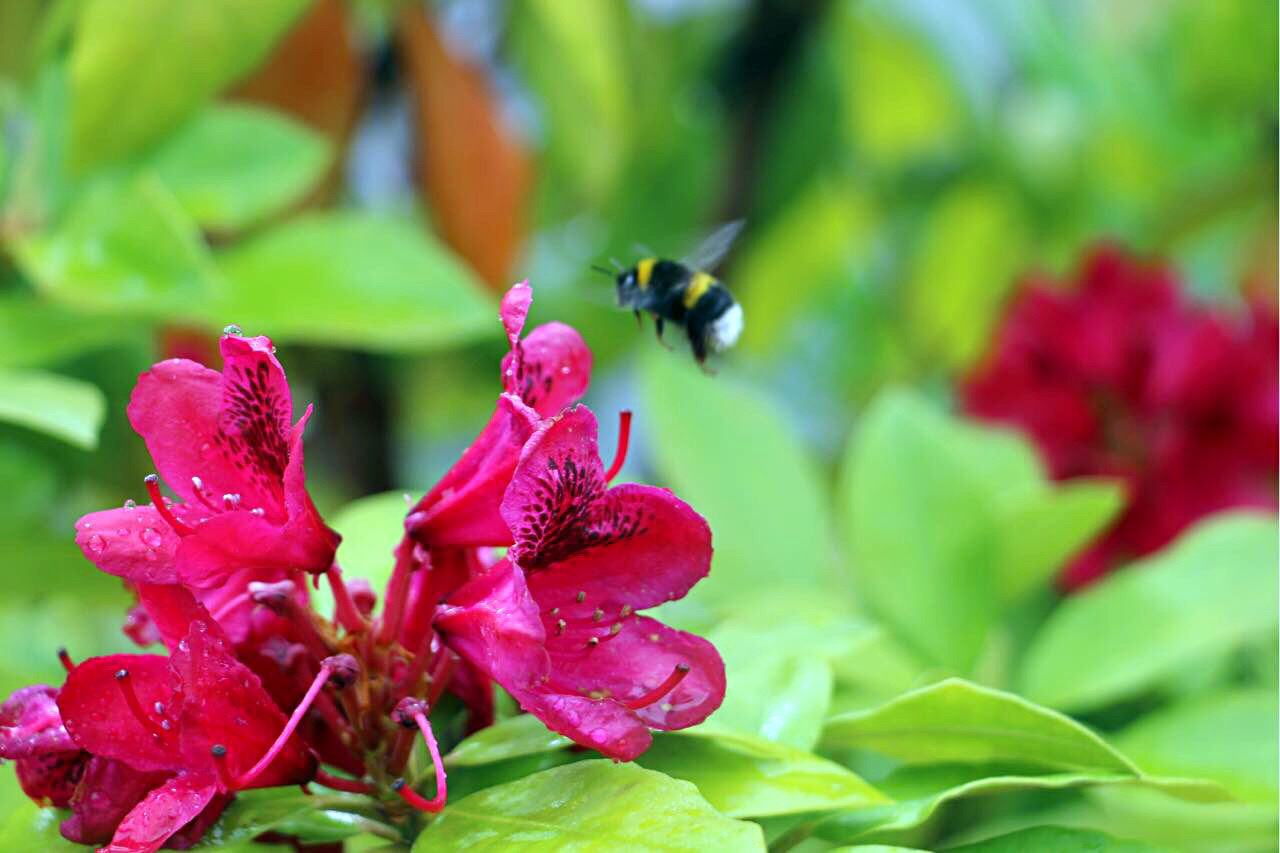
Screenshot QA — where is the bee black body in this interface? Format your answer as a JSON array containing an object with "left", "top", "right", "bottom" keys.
[{"left": 615, "top": 258, "right": 743, "bottom": 364}]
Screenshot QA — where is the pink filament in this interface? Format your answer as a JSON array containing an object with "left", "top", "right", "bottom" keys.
[
  {"left": 326, "top": 565, "right": 369, "bottom": 633},
  {"left": 57, "top": 648, "right": 74, "bottom": 673},
  {"left": 144, "top": 475, "right": 194, "bottom": 535},
  {"left": 115, "top": 669, "right": 169, "bottom": 740},
  {"left": 235, "top": 662, "right": 331, "bottom": 789},
  {"left": 394, "top": 711, "right": 448, "bottom": 813},
  {"left": 622, "top": 663, "right": 691, "bottom": 710},
  {"left": 603, "top": 410, "right": 633, "bottom": 482}
]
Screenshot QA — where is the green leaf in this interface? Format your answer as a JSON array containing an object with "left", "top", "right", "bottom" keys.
[
  {"left": 412, "top": 760, "right": 765, "bottom": 851},
  {"left": 812, "top": 764, "right": 1228, "bottom": 844},
  {"left": 149, "top": 103, "right": 332, "bottom": 231},
  {"left": 903, "top": 181, "right": 1030, "bottom": 369},
  {"left": 0, "top": 369, "right": 104, "bottom": 448},
  {"left": 0, "top": 295, "right": 138, "bottom": 368},
  {"left": 445, "top": 714, "right": 573, "bottom": 768},
  {"left": 1115, "top": 689, "right": 1278, "bottom": 803},
  {"left": 11, "top": 173, "right": 221, "bottom": 319},
  {"left": 312, "top": 491, "right": 412, "bottom": 619},
  {"left": 214, "top": 213, "right": 494, "bottom": 351},
  {"left": 194, "top": 789, "right": 379, "bottom": 848},
  {"left": 0, "top": 803, "right": 82, "bottom": 852},
  {"left": 636, "top": 730, "right": 886, "bottom": 819},
  {"left": 1019, "top": 513, "right": 1279, "bottom": 710},
  {"left": 68, "top": 0, "right": 310, "bottom": 168},
  {"left": 821, "top": 679, "right": 1136, "bottom": 774},
  {"left": 838, "top": 391, "right": 998, "bottom": 672},
  {"left": 945, "top": 826, "right": 1165, "bottom": 852},
  {"left": 639, "top": 348, "right": 833, "bottom": 602}
]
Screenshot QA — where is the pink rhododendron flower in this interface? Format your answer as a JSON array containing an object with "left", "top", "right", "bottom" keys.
[
  {"left": 74, "top": 331, "right": 340, "bottom": 590},
  {"left": 437, "top": 405, "right": 725, "bottom": 760},
  {"left": 963, "top": 245, "right": 1279, "bottom": 588}
]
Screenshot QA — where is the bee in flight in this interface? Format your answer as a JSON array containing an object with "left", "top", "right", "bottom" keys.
[{"left": 597, "top": 222, "right": 745, "bottom": 367}]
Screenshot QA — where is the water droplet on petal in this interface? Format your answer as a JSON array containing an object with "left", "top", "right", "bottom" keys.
[
  {"left": 145, "top": 549, "right": 157, "bottom": 562},
  {"left": 140, "top": 528, "right": 163, "bottom": 548},
  {"left": 590, "top": 728, "right": 608, "bottom": 744},
  {"left": 116, "top": 528, "right": 129, "bottom": 537},
  {"left": 123, "top": 499, "right": 137, "bottom": 510},
  {"left": 86, "top": 534, "right": 105, "bottom": 554},
  {"left": 222, "top": 323, "right": 243, "bottom": 337}
]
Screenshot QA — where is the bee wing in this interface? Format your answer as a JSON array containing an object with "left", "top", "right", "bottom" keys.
[{"left": 681, "top": 220, "right": 744, "bottom": 272}]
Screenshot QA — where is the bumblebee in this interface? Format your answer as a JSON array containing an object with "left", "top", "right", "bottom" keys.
[{"left": 604, "top": 222, "right": 744, "bottom": 366}]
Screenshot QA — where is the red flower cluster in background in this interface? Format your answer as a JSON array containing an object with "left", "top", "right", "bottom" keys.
[
  {"left": 964, "top": 245, "right": 1278, "bottom": 589},
  {"left": 0, "top": 283, "right": 724, "bottom": 852}
]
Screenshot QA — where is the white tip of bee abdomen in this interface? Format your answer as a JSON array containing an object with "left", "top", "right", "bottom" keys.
[{"left": 708, "top": 303, "right": 743, "bottom": 352}]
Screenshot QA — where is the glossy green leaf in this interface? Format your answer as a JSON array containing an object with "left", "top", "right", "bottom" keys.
[
  {"left": 838, "top": 391, "right": 998, "bottom": 672},
  {"left": 640, "top": 348, "right": 833, "bottom": 602},
  {"left": 1115, "top": 689, "right": 1278, "bottom": 803},
  {"left": 214, "top": 213, "right": 494, "bottom": 351},
  {"left": 1019, "top": 513, "right": 1279, "bottom": 710},
  {"left": 445, "top": 713, "right": 573, "bottom": 768},
  {"left": 149, "top": 103, "right": 332, "bottom": 231},
  {"left": 194, "top": 789, "right": 380, "bottom": 848},
  {"left": 11, "top": 173, "right": 221, "bottom": 319},
  {"left": 67, "top": 0, "right": 310, "bottom": 168},
  {"left": 822, "top": 679, "right": 1135, "bottom": 774},
  {"left": 0, "top": 369, "right": 104, "bottom": 448},
  {"left": 412, "top": 760, "right": 765, "bottom": 851},
  {"left": 812, "top": 764, "right": 1228, "bottom": 844},
  {"left": 637, "top": 730, "right": 886, "bottom": 819},
  {"left": 945, "top": 826, "right": 1164, "bottom": 852}
]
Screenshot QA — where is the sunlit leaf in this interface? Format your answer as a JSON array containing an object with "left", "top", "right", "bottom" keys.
[
  {"left": 821, "top": 679, "right": 1135, "bottom": 774},
  {"left": 1115, "top": 689, "right": 1278, "bottom": 803},
  {"left": 214, "top": 212, "right": 494, "bottom": 351},
  {"left": 0, "top": 295, "right": 139, "bottom": 368},
  {"left": 412, "top": 760, "right": 765, "bottom": 851},
  {"left": 1019, "top": 513, "right": 1279, "bottom": 711},
  {"left": 445, "top": 713, "right": 572, "bottom": 768},
  {"left": 946, "top": 826, "right": 1164, "bottom": 852},
  {"left": 635, "top": 730, "right": 886, "bottom": 819},
  {"left": 194, "top": 788, "right": 377, "bottom": 848},
  {"left": 11, "top": 173, "right": 221, "bottom": 319},
  {"left": 640, "top": 348, "right": 834, "bottom": 603},
  {"left": 149, "top": 103, "right": 332, "bottom": 231},
  {"left": 68, "top": 0, "right": 310, "bottom": 168},
  {"left": 0, "top": 369, "right": 104, "bottom": 448}
]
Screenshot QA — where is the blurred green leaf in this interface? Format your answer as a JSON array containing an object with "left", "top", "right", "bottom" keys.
[
  {"left": 904, "top": 182, "right": 1030, "bottom": 369},
  {"left": 194, "top": 789, "right": 377, "bottom": 848},
  {"left": 11, "top": 173, "right": 220, "bottom": 318},
  {"left": 412, "top": 760, "right": 765, "bottom": 851},
  {"left": 838, "top": 390, "right": 998, "bottom": 672},
  {"left": 311, "top": 490, "right": 409, "bottom": 618},
  {"left": 0, "top": 368, "right": 104, "bottom": 448},
  {"left": 701, "top": 636, "right": 832, "bottom": 751},
  {"left": 1019, "top": 513, "right": 1279, "bottom": 711},
  {"left": 834, "top": 3, "right": 964, "bottom": 168},
  {"left": 640, "top": 349, "right": 833, "bottom": 602},
  {"left": 1115, "top": 689, "right": 1278, "bottom": 803},
  {"left": 821, "top": 679, "right": 1135, "bottom": 774},
  {"left": 636, "top": 730, "right": 886, "bottom": 819},
  {"left": 812, "top": 764, "right": 1227, "bottom": 845},
  {"left": 445, "top": 714, "right": 572, "bottom": 768},
  {"left": 0, "top": 802, "right": 81, "bottom": 852},
  {"left": 945, "top": 826, "right": 1164, "bottom": 852},
  {"left": 0, "top": 295, "right": 138, "bottom": 368},
  {"left": 67, "top": 0, "right": 310, "bottom": 169},
  {"left": 214, "top": 212, "right": 494, "bottom": 351},
  {"left": 149, "top": 103, "right": 331, "bottom": 231},
  {"left": 512, "top": 0, "right": 629, "bottom": 207}
]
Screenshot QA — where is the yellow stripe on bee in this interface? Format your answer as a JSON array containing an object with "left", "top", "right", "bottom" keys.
[
  {"left": 683, "top": 272, "right": 715, "bottom": 309},
  {"left": 636, "top": 258, "right": 656, "bottom": 289}
]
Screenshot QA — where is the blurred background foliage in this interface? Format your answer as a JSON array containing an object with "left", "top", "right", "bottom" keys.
[{"left": 0, "top": 0, "right": 1275, "bottom": 850}]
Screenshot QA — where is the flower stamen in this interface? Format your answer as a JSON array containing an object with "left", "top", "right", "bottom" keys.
[
  {"left": 114, "top": 668, "right": 169, "bottom": 740},
  {"left": 143, "top": 475, "right": 195, "bottom": 535},
  {"left": 210, "top": 744, "right": 234, "bottom": 791},
  {"left": 622, "top": 663, "right": 690, "bottom": 710},
  {"left": 391, "top": 698, "right": 447, "bottom": 812},
  {"left": 56, "top": 647, "right": 73, "bottom": 673},
  {"left": 235, "top": 659, "right": 335, "bottom": 789},
  {"left": 603, "top": 410, "right": 632, "bottom": 483}
]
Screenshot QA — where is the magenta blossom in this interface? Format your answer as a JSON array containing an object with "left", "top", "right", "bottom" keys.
[
  {"left": 436, "top": 406, "right": 725, "bottom": 760},
  {"left": 75, "top": 331, "right": 339, "bottom": 590}
]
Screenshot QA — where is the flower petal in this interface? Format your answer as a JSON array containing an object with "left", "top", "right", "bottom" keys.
[
  {"left": 513, "top": 690, "right": 651, "bottom": 761},
  {"left": 500, "top": 280, "right": 533, "bottom": 355},
  {"left": 174, "top": 511, "right": 316, "bottom": 587},
  {"left": 171, "top": 618, "right": 315, "bottom": 788},
  {"left": 281, "top": 405, "right": 340, "bottom": 571},
  {"left": 15, "top": 750, "right": 85, "bottom": 807},
  {"left": 60, "top": 757, "right": 169, "bottom": 846},
  {"left": 96, "top": 773, "right": 219, "bottom": 853},
  {"left": 545, "top": 615, "right": 724, "bottom": 731},
  {"left": 58, "top": 655, "right": 182, "bottom": 774},
  {"left": 501, "top": 322, "right": 592, "bottom": 416},
  {"left": 436, "top": 559, "right": 549, "bottom": 693},
  {"left": 0, "top": 685, "right": 76, "bottom": 758},
  {"left": 74, "top": 506, "right": 182, "bottom": 584},
  {"left": 408, "top": 394, "right": 539, "bottom": 548}
]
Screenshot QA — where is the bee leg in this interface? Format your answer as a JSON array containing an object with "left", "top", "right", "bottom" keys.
[
  {"left": 689, "top": 325, "right": 712, "bottom": 369},
  {"left": 654, "top": 317, "right": 675, "bottom": 351}
]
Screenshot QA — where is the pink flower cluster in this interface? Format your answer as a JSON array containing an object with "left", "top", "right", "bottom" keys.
[
  {"left": 964, "top": 245, "right": 1278, "bottom": 588},
  {"left": 0, "top": 283, "right": 724, "bottom": 851}
]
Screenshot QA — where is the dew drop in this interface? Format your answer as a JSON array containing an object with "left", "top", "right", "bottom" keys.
[
  {"left": 590, "top": 728, "right": 608, "bottom": 744},
  {"left": 86, "top": 534, "right": 105, "bottom": 554},
  {"left": 123, "top": 499, "right": 137, "bottom": 510},
  {"left": 145, "top": 549, "right": 157, "bottom": 562},
  {"left": 116, "top": 528, "right": 129, "bottom": 537},
  {"left": 140, "top": 528, "right": 163, "bottom": 548},
  {"left": 223, "top": 324, "right": 243, "bottom": 337}
]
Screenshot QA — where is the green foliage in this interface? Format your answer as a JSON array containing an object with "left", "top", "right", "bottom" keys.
[
  {"left": 1019, "top": 514, "right": 1279, "bottom": 710},
  {"left": 0, "top": 368, "right": 104, "bottom": 448},
  {"left": 412, "top": 761, "right": 765, "bottom": 852},
  {"left": 67, "top": 0, "right": 309, "bottom": 169},
  {"left": 945, "top": 826, "right": 1164, "bottom": 852}
]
